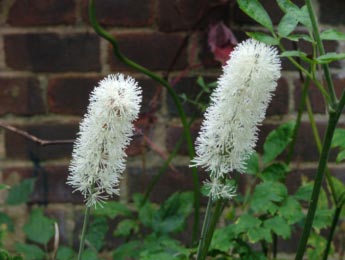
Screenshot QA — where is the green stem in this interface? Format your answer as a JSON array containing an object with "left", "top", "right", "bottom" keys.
[
  {"left": 88, "top": 0, "right": 200, "bottom": 243},
  {"left": 295, "top": 92, "right": 345, "bottom": 260},
  {"left": 196, "top": 197, "right": 214, "bottom": 260},
  {"left": 305, "top": 0, "right": 337, "bottom": 108},
  {"left": 77, "top": 206, "right": 91, "bottom": 260}
]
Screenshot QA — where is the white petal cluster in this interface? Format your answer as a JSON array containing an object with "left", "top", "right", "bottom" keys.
[
  {"left": 191, "top": 39, "right": 281, "bottom": 199},
  {"left": 67, "top": 74, "right": 142, "bottom": 207}
]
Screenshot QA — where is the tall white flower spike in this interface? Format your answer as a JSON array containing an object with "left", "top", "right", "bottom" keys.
[
  {"left": 191, "top": 39, "right": 281, "bottom": 199},
  {"left": 67, "top": 74, "right": 142, "bottom": 207}
]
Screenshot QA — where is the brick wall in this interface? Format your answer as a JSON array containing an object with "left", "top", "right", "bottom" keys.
[{"left": 0, "top": 0, "right": 345, "bottom": 254}]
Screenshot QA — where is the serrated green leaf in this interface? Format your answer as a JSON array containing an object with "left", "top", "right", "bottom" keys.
[
  {"left": 260, "top": 162, "right": 290, "bottom": 182},
  {"left": 336, "top": 149, "right": 345, "bottom": 163},
  {"left": 92, "top": 201, "right": 132, "bottom": 219},
  {"left": 210, "top": 225, "right": 236, "bottom": 252},
  {"left": 313, "top": 209, "right": 333, "bottom": 232},
  {"left": 15, "top": 243, "right": 45, "bottom": 260},
  {"left": 264, "top": 216, "right": 291, "bottom": 239},
  {"left": 56, "top": 246, "right": 75, "bottom": 260},
  {"left": 112, "top": 241, "right": 142, "bottom": 260},
  {"left": 251, "top": 182, "right": 288, "bottom": 214},
  {"left": 23, "top": 208, "right": 55, "bottom": 245},
  {"left": 248, "top": 226, "right": 272, "bottom": 243},
  {"left": 85, "top": 217, "right": 108, "bottom": 251},
  {"left": 263, "top": 121, "right": 295, "bottom": 164},
  {"left": 307, "top": 233, "right": 328, "bottom": 260},
  {"left": 246, "top": 32, "right": 279, "bottom": 45},
  {"left": 332, "top": 128, "right": 345, "bottom": 148},
  {"left": 279, "top": 197, "right": 304, "bottom": 224},
  {"left": 278, "top": 13, "right": 298, "bottom": 37},
  {"left": 244, "top": 152, "right": 259, "bottom": 175},
  {"left": 316, "top": 52, "right": 345, "bottom": 64},
  {"left": 294, "top": 181, "right": 313, "bottom": 202},
  {"left": 114, "top": 219, "right": 139, "bottom": 237},
  {"left": 6, "top": 178, "right": 36, "bottom": 205},
  {"left": 237, "top": 0, "right": 273, "bottom": 31},
  {"left": 234, "top": 214, "right": 261, "bottom": 234},
  {"left": 153, "top": 192, "right": 193, "bottom": 234},
  {"left": 0, "top": 212, "right": 14, "bottom": 232},
  {"left": 320, "top": 29, "right": 345, "bottom": 41}
]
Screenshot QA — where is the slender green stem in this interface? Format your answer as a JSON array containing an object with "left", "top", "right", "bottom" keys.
[
  {"left": 305, "top": 0, "right": 337, "bottom": 107},
  {"left": 88, "top": 0, "right": 200, "bottom": 243},
  {"left": 196, "top": 197, "right": 214, "bottom": 260},
  {"left": 295, "top": 92, "right": 345, "bottom": 260},
  {"left": 77, "top": 206, "right": 91, "bottom": 260}
]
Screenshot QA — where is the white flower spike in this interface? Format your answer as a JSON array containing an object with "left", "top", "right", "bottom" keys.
[
  {"left": 191, "top": 39, "right": 281, "bottom": 199},
  {"left": 67, "top": 74, "right": 142, "bottom": 207}
]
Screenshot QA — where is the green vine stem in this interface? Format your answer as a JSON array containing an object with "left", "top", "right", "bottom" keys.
[
  {"left": 295, "top": 91, "right": 345, "bottom": 260},
  {"left": 88, "top": 0, "right": 200, "bottom": 243},
  {"left": 77, "top": 206, "right": 91, "bottom": 260}
]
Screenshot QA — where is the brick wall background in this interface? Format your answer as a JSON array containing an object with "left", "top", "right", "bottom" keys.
[{"left": 0, "top": 0, "right": 345, "bottom": 255}]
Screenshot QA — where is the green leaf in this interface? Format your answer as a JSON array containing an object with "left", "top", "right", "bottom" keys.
[
  {"left": 0, "top": 184, "right": 10, "bottom": 190},
  {"left": 246, "top": 32, "right": 279, "bottom": 45},
  {"left": 316, "top": 52, "right": 345, "bottom": 64},
  {"left": 114, "top": 219, "right": 139, "bottom": 237},
  {"left": 138, "top": 200, "right": 154, "bottom": 228},
  {"left": 250, "top": 181, "right": 288, "bottom": 214},
  {"left": 331, "top": 128, "right": 345, "bottom": 148},
  {"left": 248, "top": 226, "right": 272, "bottom": 243},
  {"left": 277, "top": 1, "right": 312, "bottom": 30},
  {"left": 277, "top": 0, "right": 300, "bottom": 13},
  {"left": 279, "top": 197, "right": 304, "bottom": 224},
  {"left": 6, "top": 178, "right": 36, "bottom": 205},
  {"left": 285, "top": 34, "right": 314, "bottom": 42},
  {"left": 234, "top": 214, "right": 261, "bottom": 234},
  {"left": 93, "top": 201, "right": 132, "bottom": 219},
  {"left": 0, "top": 212, "right": 14, "bottom": 232},
  {"left": 307, "top": 233, "right": 328, "bottom": 260},
  {"left": 112, "top": 241, "right": 142, "bottom": 260},
  {"left": 81, "top": 248, "right": 100, "bottom": 260},
  {"left": 244, "top": 152, "right": 259, "bottom": 175},
  {"left": 263, "top": 121, "right": 295, "bottom": 164},
  {"left": 264, "top": 216, "right": 291, "bottom": 239},
  {"left": 210, "top": 225, "right": 236, "bottom": 252},
  {"left": 280, "top": 50, "right": 311, "bottom": 63},
  {"left": 313, "top": 209, "right": 333, "bottom": 232},
  {"left": 152, "top": 192, "right": 193, "bottom": 234},
  {"left": 320, "top": 29, "right": 345, "bottom": 41},
  {"left": 237, "top": 0, "right": 273, "bottom": 31},
  {"left": 15, "top": 243, "right": 45, "bottom": 260},
  {"left": 56, "top": 246, "right": 75, "bottom": 260},
  {"left": 85, "top": 217, "right": 108, "bottom": 251},
  {"left": 23, "top": 208, "right": 55, "bottom": 245},
  {"left": 336, "top": 149, "right": 345, "bottom": 163},
  {"left": 294, "top": 181, "right": 313, "bottom": 202},
  {"left": 259, "top": 162, "right": 290, "bottom": 182},
  {"left": 298, "top": 5, "right": 313, "bottom": 31},
  {"left": 278, "top": 13, "right": 298, "bottom": 37}
]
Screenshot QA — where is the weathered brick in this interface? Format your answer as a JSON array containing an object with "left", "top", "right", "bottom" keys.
[
  {"left": 7, "top": 0, "right": 76, "bottom": 26},
  {"left": 2, "top": 165, "right": 83, "bottom": 204},
  {"left": 294, "top": 76, "right": 345, "bottom": 113},
  {"left": 267, "top": 77, "right": 289, "bottom": 116},
  {"left": 4, "top": 33, "right": 100, "bottom": 72},
  {"left": 167, "top": 76, "right": 215, "bottom": 117},
  {"left": 109, "top": 32, "right": 188, "bottom": 71},
  {"left": 233, "top": 0, "right": 305, "bottom": 26},
  {"left": 48, "top": 76, "right": 100, "bottom": 115},
  {"left": 81, "top": 0, "right": 153, "bottom": 27},
  {"left": 0, "top": 77, "right": 45, "bottom": 116},
  {"left": 158, "top": 0, "right": 229, "bottom": 32},
  {"left": 319, "top": 0, "right": 345, "bottom": 25},
  {"left": 4, "top": 123, "right": 77, "bottom": 160}
]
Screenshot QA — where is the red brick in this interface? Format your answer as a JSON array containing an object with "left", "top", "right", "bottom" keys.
[
  {"left": 0, "top": 77, "right": 45, "bottom": 116},
  {"left": 319, "top": 0, "right": 345, "bottom": 25},
  {"left": 2, "top": 165, "right": 83, "bottom": 204},
  {"left": 7, "top": 0, "right": 76, "bottom": 26},
  {"left": 48, "top": 76, "right": 100, "bottom": 115},
  {"left": 294, "top": 76, "right": 345, "bottom": 114},
  {"left": 81, "top": 0, "right": 153, "bottom": 27},
  {"left": 158, "top": 0, "right": 229, "bottom": 32},
  {"left": 4, "top": 123, "right": 78, "bottom": 160},
  {"left": 109, "top": 32, "right": 188, "bottom": 71},
  {"left": 4, "top": 33, "right": 100, "bottom": 72},
  {"left": 267, "top": 77, "right": 289, "bottom": 116}
]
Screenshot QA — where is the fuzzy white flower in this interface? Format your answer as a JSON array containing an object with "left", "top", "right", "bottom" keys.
[
  {"left": 204, "top": 178, "right": 237, "bottom": 200},
  {"left": 67, "top": 74, "right": 142, "bottom": 207},
  {"left": 191, "top": 39, "right": 281, "bottom": 198}
]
